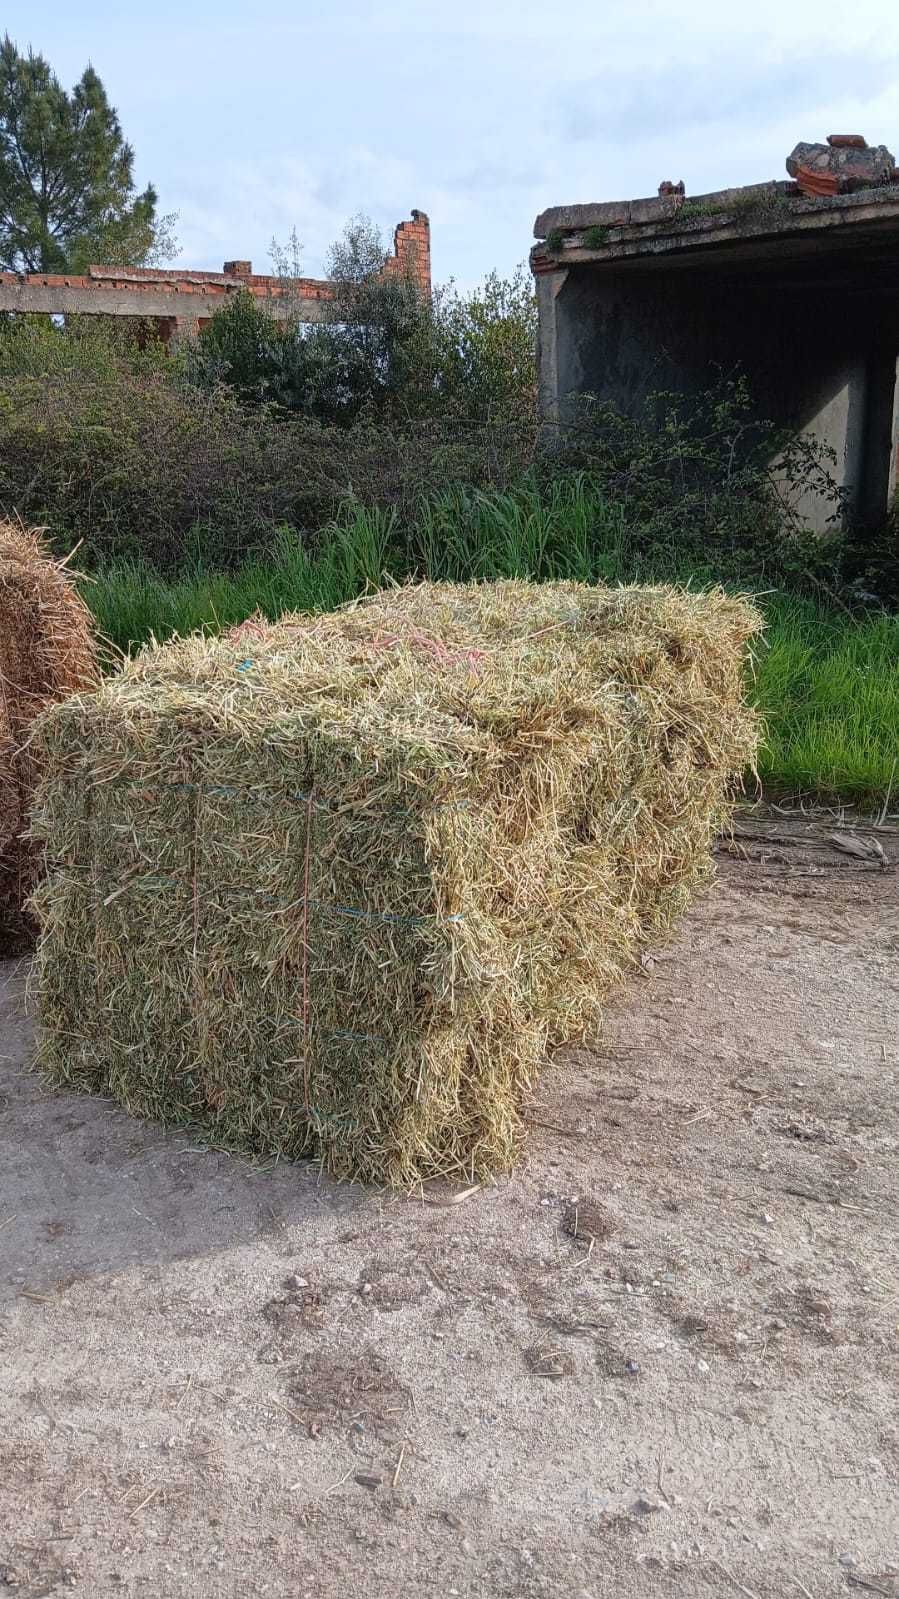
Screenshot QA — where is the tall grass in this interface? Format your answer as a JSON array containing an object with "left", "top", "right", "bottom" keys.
[
  {"left": 86, "top": 484, "right": 899, "bottom": 806},
  {"left": 754, "top": 597, "right": 899, "bottom": 802}
]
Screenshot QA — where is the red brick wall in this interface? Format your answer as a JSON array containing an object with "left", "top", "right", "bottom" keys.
[
  {"left": 382, "top": 210, "right": 431, "bottom": 295},
  {"left": 0, "top": 212, "right": 433, "bottom": 327}
]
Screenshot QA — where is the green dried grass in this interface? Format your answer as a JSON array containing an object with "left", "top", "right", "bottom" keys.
[{"left": 31, "top": 580, "right": 761, "bottom": 1186}]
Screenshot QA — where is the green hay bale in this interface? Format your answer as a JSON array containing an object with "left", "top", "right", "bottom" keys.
[{"left": 30, "top": 581, "right": 761, "bottom": 1186}]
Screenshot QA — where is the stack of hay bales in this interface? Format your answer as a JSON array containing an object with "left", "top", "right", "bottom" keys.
[
  {"left": 0, "top": 519, "right": 98, "bottom": 954},
  {"left": 31, "top": 581, "right": 761, "bottom": 1185}
]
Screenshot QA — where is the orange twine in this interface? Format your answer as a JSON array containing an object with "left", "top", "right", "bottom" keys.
[{"left": 369, "top": 627, "right": 487, "bottom": 674}]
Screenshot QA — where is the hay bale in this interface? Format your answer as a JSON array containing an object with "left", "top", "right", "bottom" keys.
[
  {"left": 31, "top": 581, "right": 761, "bottom": 1185},
  {"left": 0, "top": 519, "right": 98, "bottom": 953}
]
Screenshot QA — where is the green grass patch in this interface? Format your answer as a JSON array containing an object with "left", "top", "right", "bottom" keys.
[
  {"left": 752, "top": 596, "right": 899, "bottom": 804},
  {"left": 85, "top": 488, "right": 899, "bottom": 807}
]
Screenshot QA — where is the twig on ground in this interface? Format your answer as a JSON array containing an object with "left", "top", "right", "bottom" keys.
[
  {"left": 714, "top": 1562, "right": 761, "bottom": 1599},
  {"left": 323, "top": 1467, "right": 354, "bottom": 1496},
  {"left": 791, "top": 1580, "right": 816, "bottom": 1599},
  {"left": 129, "top": 1486, "right": 161, "bottom": 1519},
  {"left": 423, "top": 1186, "right": 481, "bottom": 1207},
  {"left": 564, "top": 1237, "right": 595, "bottom": 1273},
  {"left": 270, "top": 1398, "right": 308, "bottom": 1426}
]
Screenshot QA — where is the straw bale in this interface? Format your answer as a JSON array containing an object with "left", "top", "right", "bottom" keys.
[
  {"left": 31, "top": 581, "right": 761, "bottom": 1185},
  {"left": 0, "top": 519, "right": 98, "bottom": 953}
]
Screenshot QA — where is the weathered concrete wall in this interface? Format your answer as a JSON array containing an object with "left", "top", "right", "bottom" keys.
[
  {"left": 539, "top": 262, "right": 899, "bottom": 527},
  {"left": 0, "top": 276, "right": 328, "bottom": 323},
  {"left": 533, "top": 185, "right": 899, "bottom": 530}
]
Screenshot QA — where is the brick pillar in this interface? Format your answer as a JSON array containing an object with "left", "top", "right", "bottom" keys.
[{"left": 388, "top": 211, "right": 431, "bottom": 297}]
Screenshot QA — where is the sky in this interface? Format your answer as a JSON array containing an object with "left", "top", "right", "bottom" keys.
[{"left": 11, "top": 0, "right": 899, "bottom": 287}]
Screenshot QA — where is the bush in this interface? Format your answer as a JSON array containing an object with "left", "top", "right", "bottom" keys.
[
  {"left": 0, "top": 367, "right": 533, "bottom": 570},
  {"left": 542, "top": 376, "right": 848, "bottom": 589},
  {"left": 1, "top": 313, "right": 877, "bottom": 604},
  {"left": 185, "top": 222, "right": 538, "bottom": 433},
  {"left": 0, "top": 311, "right": 169, "bottom": 378},
  {"left": 401, "top": 268, "right": 537, "bottom": 428},
  {"left": 841, "top": 509, "right": 899, "bottom": 608}
]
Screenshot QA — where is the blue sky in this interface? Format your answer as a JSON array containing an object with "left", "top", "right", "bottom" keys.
[{"left": 13, "top": 0, "right": 899, "bottom": 286}]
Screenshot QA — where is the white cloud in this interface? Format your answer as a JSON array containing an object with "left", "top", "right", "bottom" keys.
[{"left": 6, "top": 0, "right": 898, "bottom": 286}]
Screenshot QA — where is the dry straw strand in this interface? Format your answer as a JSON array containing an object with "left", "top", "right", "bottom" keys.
[{"left": 31, "top": 579, "right": 760, "bottom": 1185}]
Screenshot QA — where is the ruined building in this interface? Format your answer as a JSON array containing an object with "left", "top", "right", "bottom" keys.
[
  {"left": 0, "top": 211, "right": 431, "bottom": 344},
  {"left": 531, "top": 142, "right": 899, "bottom": 530}
]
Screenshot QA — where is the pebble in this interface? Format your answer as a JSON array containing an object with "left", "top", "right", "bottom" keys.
[
  {"left": 838, "top": 1553, "right": 857, "bottom": 1568},
  {"left": 283, "top": 1274, "right": 308, "bottom": 1291}
]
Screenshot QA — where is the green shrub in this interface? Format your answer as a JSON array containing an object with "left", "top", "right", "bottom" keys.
[
  {"left": 184, "top": 245, "right": 537, "bottom": 434},
  {"left": 404, "top": 268, "right": 537, "bottom": 429},
  {"left": 0, "top": 311, "right": 169, "bottom": 377},
  {"left": 541, "top": 376, "right": 848, "bottom": 589},
  {"left": 0, "top": 367, "right": 532, "bottom": 570}
]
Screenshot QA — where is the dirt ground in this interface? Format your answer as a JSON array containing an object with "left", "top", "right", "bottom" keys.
[{"left": 1, "top": 808, "right": 897, "bottom": 1599}]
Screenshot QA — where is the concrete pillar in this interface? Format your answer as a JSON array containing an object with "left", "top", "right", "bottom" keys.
[
  {"left": 535, "top": 269, "right": 569, "bottom": 435},
  {"left": 780, "top": 364, "right": 866, "bottom": 532}
]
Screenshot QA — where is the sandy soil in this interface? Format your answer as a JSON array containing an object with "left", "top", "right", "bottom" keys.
[{"left": 1, "top": 809, "right": 897, "bottom": 1599}]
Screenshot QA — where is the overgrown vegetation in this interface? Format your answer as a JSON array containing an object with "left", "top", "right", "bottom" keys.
[
  {"left": 1, "top": 220, "right": 896, "bottom": 805},
  {"left": 0, "top": 311, "right": 855, "bottom": 599},
  {"left": 0, "top": 314, "right": 532, "bottom": 571},
  {"left": 186, "top": 218, "right": 536, "bottom": 429},
  {"left": 84, "top": 493, "right": 899, "bottom": 807},
  {"left": 0, "top": 225, "right": 537, "bottom": 567},
  {"left": 542, "top": 377, "right": 848, "bottom": 588}
]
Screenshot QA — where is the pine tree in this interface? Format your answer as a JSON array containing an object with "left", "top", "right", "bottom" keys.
[{"left": 0, "top": 36, "right": 174, "bottom": 273}]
